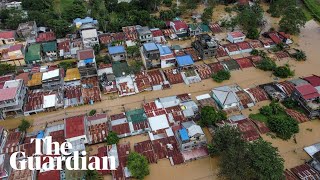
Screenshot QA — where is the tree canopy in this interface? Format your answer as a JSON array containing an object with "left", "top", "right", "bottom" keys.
[
  {"left": 273, "top": 65, "right": 294, "bottom": 78},
  {"left": 268, "top": 115, "right": 299, "bottom": 140},
  {"left": 256, "top": 57, "right": 277, "bottom": 71},
  {"left": 106, "top": 131, "right": 119, "bottom": 145},
  {"left": 279, "top": 6, "right": 307, "bottom": 34},
  {"left": 127, "top": 152, "right": 150, "bottom": 180},
  {"left": 0, "top": 64, "right": 16, "bottom": 76},
  {"left": 212, "top": 70, "right": 231, "bottom": 83},
  {"left": 199, "top": 106, "right": 227, "bottom": 127},
  {"left": 18, "top": 119, "right": 31, "bottom": 132},
  {"left": 85, "top": 169, "right": 102, "bottom": 180},
  {"left": 210, "top": 126, "right": 284, "bottom": 180}
]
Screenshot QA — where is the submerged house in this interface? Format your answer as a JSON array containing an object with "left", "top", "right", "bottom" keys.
[
  {"left": 227, "top": 31, "right": 246, "bottom": 43},
  {"left": 211, "top": 85, "right": 241, "bottom": 112},
  {"left": 175, "top": 121, "right": 206, "bottom": 151},
  {"left": 170, "top": 20, "right": 188, "bottom": 37},
  {"left": 192, "top": 34, "right": 218, "bottom": 60},
  {"left": 141, "top": 42, "right": 161, "bottom": 69}
]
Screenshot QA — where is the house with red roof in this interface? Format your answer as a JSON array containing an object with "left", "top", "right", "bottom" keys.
[
  {"left": 227, "top": 31, "right": 246, "bottom": 43},
  {"left": 36, "top": 32, "right": 56, "bottom": 42},
  {"left": 303, "top": 75, "right": 320, "bottom": 92},
  {"left": 291, "top": 84, "right": 320, "bottom": 118},
  {"left": 170, "top": 20, "right": 188, "bottom": 37},
  {"left": 0, "top": 31, "right": 16, "bottom": 45},
  {"left": 0, "top": 79, "right": 26, "bottom": 120},
  {"left": 0, "top": 44, "right": 25, "bottom": 66},
  {"left": 64, "top": 115, "right": 88, "bottom": 143}
]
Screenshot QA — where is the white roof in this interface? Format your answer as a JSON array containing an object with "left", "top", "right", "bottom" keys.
[
  {"left": 42, "top": 69, "right": 59, "bottom": 81},
  {"left": 148, "top": 114, "right": 169, "bottom": 131},
  {"left": 97, "top": 67, "right": 113, "bottom": 76},
  {"left": 187, "top": 125, "right": 204, "bottom": 137},
  {"left": 304, "top": 142, "right": 320, "bottom": 157},
  {"left": 165, "top": 128, "right": 174, "bottom": 137},
  {"left": 196, "top": 94, "right": 211, "bottom": 100},
  {"left": 212, "top": 86, "right": 239, "bottom": 106},
  {"left": 43, "top": 94, "right": 56, "bottom": 108},
  {"left": 81, "top": 28, "right": 98, "bottom": 38},
  {"left": 158, "top": 96, "right": 180, "bottom": 108}
]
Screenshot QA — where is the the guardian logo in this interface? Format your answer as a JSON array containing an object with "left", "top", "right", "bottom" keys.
[{"left": 9, "top": 136, "right": 116, "bottom": 171}]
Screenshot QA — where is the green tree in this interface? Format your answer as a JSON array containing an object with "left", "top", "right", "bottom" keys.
[
  {"left": 2, "top": 10, "right": 26, "bottom": 29},
  {"left": 18, "top": 119, "right": 31, "bottom": 132},
  {"left": 273, "top": 65, "right": 294, "bottom": 78},
  {"left": 22, "top": 0, "right": 52, "bottom": 11},
  {"left": 199, "top": 106, "right": 227, "bottom": 127},
  {"left": 0, "top": 64, "right": 16, "bottom": 76},
  {"left": 236, "top": 4, "right": 263, "bottom": 37},
  {"left": 127, "top": 46, "right": 140, "bottom": 58},
  {"left": 85, "top": 169, "right": 102, "bottom": 180},
  {"left": 292, "top": 49, "right": 307, "bottom": 61},
  {"left": 62, "top": 2, "right": 87, "bottom": 22},
  {"left": 210, "top": 126, "right": 245, "bottom": 155},
  {"left": 89, "top": 109, "right": 97, "bottom": 116},
  {"left": 246, "top": 27, "right": 259, "bottom": 39},
  {"left": 267, "top": 115, "right": 299, "bottom": 140},
  {"left": 248, "top": 140, "right": 284, "bottom": 179},
  {"left": 260, "top": 101, "right": 284, "bottom": 116},
  {"left": 47, "top": 19, "right": 72, "bottom": 38},
  {"left": 106, "top": 131, "right": 119, "bottom": 145},
  {"left": 279, "top": 6, "right": 307, "bottom": 34},
  {"left": 163, "top": 0, "right": 172, "bottom": 7},
  {"left": 202, "top": 7, "right": 213, "bottom": 25},
  {"left": 212, "top": 70, "right": 231, "bottom": 83},
  {"left": 256, "top": 57, "right": 277, "bottom": 71},
  {"left": 127, "top": 152, "right": 150, "bottom": 180}
]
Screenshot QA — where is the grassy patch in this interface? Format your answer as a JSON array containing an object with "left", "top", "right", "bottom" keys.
[
  {"left": 249, "top": 113, "right": 268, "bottom": 123},
  {"left": 303, "top": 0, "right": 320, "bottom": 21},
  {"left": 302, "top": 6, "right": 314, "bottom": 20}
]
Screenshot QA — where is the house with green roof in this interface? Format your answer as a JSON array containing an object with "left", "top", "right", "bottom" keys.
[
  {"left": 42, "top": 41, "right": 57, "bottom": 61},
  {"left": 25, "top": 43, "right": 42, "bottom": 64},
  {"left": 125, "top": 108, "right": 150, "bottom": 135},
  {"left": 188, "top": 23, "right": 201, "bottom": 36},
  {"left": 199, "top": 23, "right": 210, "bottom": 33}
]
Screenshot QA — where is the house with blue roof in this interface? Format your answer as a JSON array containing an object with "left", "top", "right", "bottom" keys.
[
  {"left": 108, "top": 45, "right": 126, "bottom": 62},
  {"left": 174, "top": 121, "right": 206, "bottom": 151},
  {"left": 176, "top": 55, "right": 194, "bottom": 68},
  {"left": 156, "top": 44, "right": 176, "bottom": 68},
  {"left": 141, "top": 42, "right": 161, "bottom": 69}
]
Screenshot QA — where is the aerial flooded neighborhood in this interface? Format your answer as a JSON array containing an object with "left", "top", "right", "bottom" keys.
[{"left": 0, "top": 0, "right": 319, "bottom": 179}]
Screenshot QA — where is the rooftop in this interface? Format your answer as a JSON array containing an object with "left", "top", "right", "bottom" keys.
[
  {"left": 108, "top": 45, "right": 125, "bottom": 55},
  {"left": 0, "top": 30, "right": 15, "bottom": 39},
  {"left": 229, "top": 31, "right": 245, "bottom": 38},
  {"left": 42, "top": 41, "right": 57, "bottom": 52},
  {"left": 25, "top": 43, "right": 41, "bottom": 63},
  {"left": 143, "top": 42, "right": 158, "bottom": 51},
  {"left": 179, "top": 128, "right": 189, "bottom": 141},
  {"left": 303, "top": 75, "right": 320, "bottom": 87},
  {"left": 65, "top": 115, "right": 86, "bottom": 139},
  {"left": 148, "top": 114, "right": 170, "bottom": 131},
  {"left": 77, "top": 49, "right": 94, "bottom": 60},
  {"left": 176, "top": 55, "right": 194, "bottom": 67},
  {"left": 42, "top": 69, "right": 60, "bottom": 81},
  {"left": 295, "top": 84, "right": 320, "bottom": 100},
  {"left": 64, "top": 68, "right": 81, "bottom": 82},
  {"left": 212, "top": 85, "right": 239, "bottom": 106},
  {"left": 27, "top": 72, "right": 42, "bottom": 87},
  {"left": 36, "top": 32, "right": 56, "bottom": 42}
]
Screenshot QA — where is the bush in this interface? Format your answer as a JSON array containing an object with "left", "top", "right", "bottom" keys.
[
  {"left": 273, "top": 65, "right": 294, "bottom": 78},
  {"left": 246, "top": 28, "right": 259, "bottom": 39},
  {"left": 89, "top": 109, "right": 97, "bottom": 116},
  {"left": 106, "top": 131, "right": 119, "bottom": 145},
  {"left": 292, "top": 49, "right": 307, "bottom": 61},
  {"left": 199, "top": 106, "right": 227, "bottom": 127},
  {"left": 257, "top": 57, "right": 277, "bottom": 71},
  {"left": 267, "top": 116, "right": 299, "bottom": 140},
  {"left": 0, "top": 64, "right": 16, "bottom": 76},
  {"left": 212, "top": 70, "right": 231, "bottom": 83}
]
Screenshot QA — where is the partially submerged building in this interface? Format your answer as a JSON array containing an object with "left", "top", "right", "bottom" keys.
[
  {"left": 141, "top": 42, "right": 161, "bottom": 69},
  {"left": 192, "top": 34, "right": 218, "bottom": 60},
  {"left": 175, "top": 121, "right": 206, "bottom": 151}
]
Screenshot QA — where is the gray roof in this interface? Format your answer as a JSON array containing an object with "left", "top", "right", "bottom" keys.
[
  {"left": 136, "top": 26, "right": 151, "bottom": 36},
  {"left": 289, "top": 78, "right": 309, "bottom": 86},
  {"left": 158, "top": 96, "right": 180, "bottom": 108},
  {"left": 212, "top": 86, "right": 239, "bottom": 106}
]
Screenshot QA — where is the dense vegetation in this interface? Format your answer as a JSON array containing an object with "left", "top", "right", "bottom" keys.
[
  {"left": 106, "top": 131, "right": 119, "bottom": 145},
  {"left": 267, "top": 0, "right": 307, "bottom": 34},
  {"left": 273, "top": 65, "right": 295, "bottom": 78},
  {"left": 250, "top": 101, "right": 299, "bottom": 140},
  {"left": 199, "top": 106, "right": 227, "bottom": 127},
  {"left": 212, "top": 70, "right": 231, "bottom": 83},
  {"left": 127, "top": 152, "right": 150, "bottom": 180},
  {"left": 209, "top": 126, "right": 284, "bottom": 179},
  {"left": 0, "top": 64, "right": 16, "bottom": 76}
]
